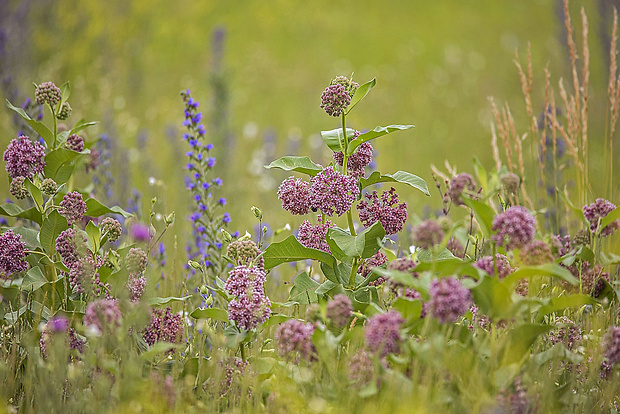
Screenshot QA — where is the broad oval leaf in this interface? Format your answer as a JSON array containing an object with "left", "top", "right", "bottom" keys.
[
  {"left": 288, "top": 272, "right": 320, "bottom": 304},
  {"left": 346, "top": 125, "right": 414, "bottom": 155},
  {"left": 599, "top": 206, "right": 620, "bottom": 234},
  {"left": 6, "top": 100, "right": 54, "bottom": 144},
  {"left": 263, "top": 235, "right": 335, "bottom": 270},
  {"left": 320, "top": 128, "right": 356, "bottom": 152},
  {"left": 21, "top": 266, "right": 49, "bottom": 291},
  {"left": 44, "top": 148, "right": 89, "bottom": 183},
  {"left": 85, "top": 198, "right": 132, "bottom": 218},
  {"left": 345, "top": 78, "right": 376, "bottom": 114},
  {"left": 264, "top": 156, "right": 323, "bottom": 176},
  {"left": 39, "top": 211, "right": 68, "bottom": 256},
  {"left": 503, "top": 263, "right": 577, "bottom": 288},
  {"left": 190, "top": 307, "right": 229, "bottom": 322},
  {"left": 360, "top": 171, "right": 430, "bottom": 196},
  {"left": 0, "top": 203, "right": 42, "bottom": 225}
]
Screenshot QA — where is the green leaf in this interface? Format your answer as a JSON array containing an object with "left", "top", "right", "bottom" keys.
[
  {"left": 148, "top": 296, "right": 191, "bottom": 306},
  {"left": 359, "top": 171, "right": 430, "bottom": 196},
  {"left": 224, "top": 324, "right": 248, "bottom": 348},
  {"left": 6, "top": 100, "right": 54, "bottom": 144},
  {"left": 39, "top": 211, "right": 68, "bottom": 256},
  {"left": 190, "top": 307, "right": 229, "bottom": 322},
  {"left": 462, "top": 197, "right": 495, "bottom": 237},
  {"left": 262, "top": 314, "right": 292, "bottom": 328},
  {"left": 472, "top": 157, "right": 489, "bottom": 194},
  {"left": 24, "top": 179, "right": 43, "bottom": 211},
  {"left": 471, "top": 275, "right": 514, "bottom": 320},
  {"left": 85, "top": 198, "right": 132, "bottom": 218},
  {"left": 70, "top": 119, "right": 98, "bottom": 135},
  {"left": 0, "top": 203, "right": 42, "bottom": 225},
  {"left": 503, "top": 263, "right": 578, "bottom": 288},
  {"left": 315, "top": 280, "right": 344, "bottom": 296},
  {"left": 320, "top": 128, "right": 357, "bottom": 152},
  {"left": 60, "top": 81, "right": 70, "bottom": 105},
  {"left": 414, "top": 257, "right": 481, "bottom": 280},
  {"left": 21, "top": 267, "right": 49, "bottom": 291},
  {"left": 346, "top": 125, "right": 414, "bottom": 155},
  {"left": 599, "top": 206, "right": 620, "bottom": 234},
  {"left": 264, "top": 156, "right": 323, "bottom": 176},
  {"left": 140, "top": 342, "right": 182, "bottom": 360},
  {"left": 263, "top": 235, "right": 335, "bottom": 270},
  {"left": 288, "top": 272, "right": 319, "bottom": 304},
  {"left": 326, "top": 228, "right": 364, "bottom": 258},
  {"left": 560, "top": 189, "right": 586, "bottom": 223},
  {"left": 85, "top": 220, "right": 101, "bottom": 253},
  {"left": 600, "top": 252, "right": 620, "bottom": 266},
  {"left": 359, "top": 221, "right": 386, "bottom": 258},
  {"left": 345, "top": 78, "right": 376, "bottom": 114},
  {"left": 534, "top": 294, "right": 596, "bottom": 321},
  {"left": 532, "top": 343, "right": 584, "bottom": 366},
  {"left": 44, "top": 148, "right": 87, "bottom": 183},
  {"left": 500, "top": 324, "right": 553, "bottom": 366},
  {"left": 391, "top": 297, "right": 423, "bottom": 324},
  {"left": 321, "top": 262, "right": 351, "bottom": 285}
]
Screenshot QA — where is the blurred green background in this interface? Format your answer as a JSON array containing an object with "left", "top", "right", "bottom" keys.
[{"left": 0, "top": 0, "right": 615, "bottom": 262}]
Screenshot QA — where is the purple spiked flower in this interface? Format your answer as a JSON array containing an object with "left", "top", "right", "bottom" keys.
[
  {"left": 0, "top": 230, "right": 29, "bottom": 279},
  {"left": 358, "top": 251, "right": 388, "bottom": 285},
  {"left": 309, "top": 166, "right": 358, "bottom": 217},
  {"left": 357, "top": 187, "right": 407, "bottom": 235},
  {"left": 583, "top": 199, "right": 619, "bottom": 237},
  {"left": 491, "top": 206, "right": 536, "bottom": 250},
  {"left": 429, "top": 277, "right": 472, "bottom": 323},
  {"left": 59, "top": 191, "right": 87, "bottom": 225},
  {"left": 275, "top": 319, "right": 316, "bottom": 361},
  {"left": 3, "top": 135, "right": 46, "bottom": 179},
  {"left": 277, "top": 176, "right": 311, "bottom": 215},
  {"left": 365, "top": 310, "right": 404, "bottom": 357},
  {"left": 326, "top": 294, "right": 353, "bottom": 329}
]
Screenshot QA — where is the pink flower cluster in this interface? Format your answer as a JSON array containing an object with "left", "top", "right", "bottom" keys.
[
  {"left": 275, "top": 318, "right": 316, "bottom": 361},
  {"left": 583, "top": 198, "right": 619, "bottom": 237},
  {"left": 83, "top": 299, "right": 122, "bottom": 333},
  {"left": 225, "top": 266, "right": 270, "bottom": 330},
  {"left": 412, "top": 219, "right": 444, "bottom": 249},
  {"left": 429, "top": 277, "right": 472, "bottom": 324},
  {"left": 326, "top": 294, "right": 353, "bottom": 329},
  {"left": 448, "top": 173, "right": 476, "bottom": 206},
  {"left": 59, "top": 191, "right": 87, "bottom": 225},
  {"left": 320, "top": 84, "right": 351, "bottom": 117},
  {"left": 3, "top": 135, "right": 46, "bottom": 179},
  {"left": 474, "top": 254, "right": 513, "bottom": 279},
  {"left": 491, "top": 206, "right": 536, "bottom": 250},
  {"left": 297, "top": 218, "right": 333, "bottom": 253},
  {"left": 520, "top": 240, "right": 553, "bottom": 265},
  {"left": 143, "top": 307, "right": 184, "bottom": 347},
  {"left": 365, "top": 310, "right": 404, "bottom": 357},
  {"left": 333, "top": 131, "right": 373, "bottom": 178},
  {"left": 277, "top": 176, "right": 311, "bottom": 215},
  {"left": 357, "top": 187, "right": 407, "bottom": 235},
  {"left": 55, "top": 228, "right": 86, "bottom": 268},
  {"left": 309, "top": 166, "right": 358, "bottom": 217},
  {"left": 0, "top": 230, "right": 29, "bottom": 279}
]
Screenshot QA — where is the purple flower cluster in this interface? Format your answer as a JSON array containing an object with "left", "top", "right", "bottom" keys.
[
  {"left": 55, "top": 228, "right": 86, "bottom": 268},
  {"left": 226, "top": 239, "right": 263, "bottom": 268},
  {"left": 326, "top": 294, "right": 353, "bottom": 328},
  {"left": 277, "top": 176, "right": 311, "bottom": 215},
  {"left": 65, "top": 134, "right": 84, "bottom": 152},
  {"left": 357, "top": 188, "right": 407, "bottom": 235},
  {"left": 320, "top": 84, "right": 351, "bottom": 117},
  {"left": 520, "top": 240, "right": 553, "bottom": 265},
  {"left": 40, "top": 324, "right": 84, "bottom": 358},
  {"left": 358, "top": 251, "right": 388, "bottom": 285},
  {"left": 126, "top": 248, "right": 148, "bottom": 274},
  {"left": 68, "top": 254, "right": 108, "bottom": 295},
  {"left": 143, "top": 307, "right": 184, "bottom": 347},
  {"left": 59, "top": 191, "right": 87, "bottom": 225},
  {"left": 474, "top": 254, "right": 513, "bottom": 279},
  {"left": 83, "top": 299, "right": 121, "bottom": 333},
  {"left": 601, "top": 326, "right": 620, "bottom": 378},
  {"left": 412, "top": 219, "right": 444, "bottom": 249},
  {"left": 225, "top": 266, "right": 270, "bottom": 330},
  {"left": 35, "top": 81, "right": 62, "bottom": 106},
  {"left": 429, "top": 277, "right": 472, "bottom": 324},
  {"left": 387, "top": 257, "right": 417, "bottom": 274},
  {"left": 9, "top": 176, "right": 27, "bottom": 199},
  {"left": 298, "top": 218, "right": 332, "bottom": 253},
  {"left": 491, "top": 206, "right": 536, "bottom": 250},
  {"left": 447, "top": 237, "right": 465, "bottom": 257},
  {"left": 348, "top": 350, "right": 374, "bottom": 386},
  {"left": 583, "top": 198, "right": 619, "bottom": 237},
  {"left": 56, "top": 102, "right": 72, "bottom": 120},
  {"left": 127, "top": 275, "right": 146, "bottom": 302},
  {"left": 448, "top": 173, "right": 476, "bottom": 206},
  {"left": 3, "top": 135, "right": 46, "bottom": 179},
  {"left": 365, "top": 310, "right": 404, "bottom": 357},
  {"left": 275, "top": 319, "right": 316, "bottom": 361},
  {"left": 547, "top": 316, "right": 582, "bottom": 350},
  {"left": 333, "top": 131, "right": 373, "bottom": 178},
  {"left": 309, "top": 166, "right": 358, "bottom": 217},
  {"left": 0, "top": 230, "right": 29, "bottom": 279},
  {"left": 101, "top": 217, "right": 122, "bottom": 242}
]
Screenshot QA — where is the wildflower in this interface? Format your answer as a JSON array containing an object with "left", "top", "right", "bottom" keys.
[
  {"left": 547, "top": 316, "right": 582, "bottom": 350},
  {"left": 491, "top": 206, "right": 536, "bottom": 250},
  {"left": 275, "top": 319, "right": 315, "bottom": 361},
  {"left": 500, "top": 172, "right": 520, "bottom": 194},
  {"left": 127, "top": 275, "right": 146, "bottom": 302},
  {"left": 59, "top": 191, "right": 87, "bottom": 225},
  {"left": 0, "top": 230, "right": 29, "bottom": 279},
  {"left": 448, "top": 173, "right": 476, "bottom": 205},
  {"left": 320, "top": 84, "right": 351, "bottom": 117},
  {"left": 326, "top": 294, "right": 353, "bottom": 329},
  {"left": 55, "top": 228, "right": 87, "bottom": 268},
  {"left": 83, "top": 299, "right": 121, "bottom": 333},
  {"left": 429, "top": 277, "right": 472, "bottom": 324},
  {"left": 357, "top": 188, "right": 407, "bottom": 235},
  {"left": 358, "top": 251, "right": 388, "bottom": 285},
  {"left": 387, "top": 257, "right": 417, "bottom": 274},
  {"left": 330, "top": 75, "right": 359, "bottom": 96},
  {"left": 56, "top": 102, "right": 72, "bottom": 120},
  {"left": 348, "top": 350, "right": 375, "bottom": 386},
  {"left": 226, "top": 239, "right": 263, "bottom": 268},
  {"left": 583, "top": 198, "right": 619, "bottom": 237},
  {"left": 224, "top": 266, "right": 266, "bottom": 297},
  {"left": 130, "top": 222, "right": 151, "bottom": 242},
  {"left": 447, "top": 237, "right": 464, "bottom": 257},
  {"left": 101, "top": 217, "right": 122, "bottom": 242},
  {"left": 333, "top": 131, "right": 373, "bottom": 178},
  {"left": 412, "top": 219, "right": 444, "bottom": 249},
  {"left": 571, "top": 229, "right": 590, "bottom": 247},
  {"left": 65, "top": 134, "right": 84, "bottom": 152},
  {"left": 126, "top": 248, "right": 148, "bottom": 274},
  {"left": 9, "top": 176, "right": 27, "bottom": 199},
  {"left": 35, "top": 81, "right": 62, "bottom": 106},
  {"left": 143, "top": 307, "right": 184, "bottom": 347},
  {"left": 600, "top": 326, "right": 620, "bottom": 379},
  {"left": 41, "top": 178, "right": 58, "bottom": 195},
  {"left": 277, "top": 176, "right": 311, "bottom": 215},
  {"left": 3, "top": 135, "right": 46, "bottom": 179},
  {"left": 365, "top": 310, "right": 404, "bottom": 357},
  {"left": 474, "top": 254, "right": 513, "bottom": 279},
  {"left": 297, "top": 218, "right": 332, "bottom": 253},
  {"left": 225, "top": 265, "right": 270, "bottom": 330},
  {"left": 40, "top": 322, "right": 84, "bottom": 358},
  {"left": 309, "top": 166, "right": 358, "bottom": 217},
  {"left": 520, "top": 240, "right": 553, "bottom": 265}
]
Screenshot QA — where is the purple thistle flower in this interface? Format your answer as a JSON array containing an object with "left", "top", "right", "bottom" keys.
[
  {"left": 65, "top": 134, "right": 84, "bottom": 152},
  {"left": 143, "top": 307, "right": 184, "bottom": 347},
  {"left": 491, "top": 206, "right": 536, "bottom": 250},
  {"left": 326, "top": 294, "right": 353, "bottom": 329},
  {"left": 320, "top": 84, "right": 351, "bottom": 117},
  {"left": 474, "top": 254, "right": 513, "bottom": 279},
  {"left": 357, "top": 188, "right": 407, "bottom": 235},
  {"left": 448, "top": 173, "right": 476, "bottom": 206},
  {"left": 520, "top": 240, "right": 553, "bottom": 265},
  {"left": 3, "top": 135, "right": 46, "bottom": 179},
  {"left": 333, "top": 131, "right": 373, "bottom": 178},
  {"left": 35, "top": 81, "right": 62, "bottom": 106},
  {"left": 0, "top": 230, "right": 29, "bottom": 279},
  {"left": 583, "top": 198, "right": 619, "bottom": 237},
  {"left": 83, "top": 299, "right": 121, "bottom": 333},
  {"left": 297, "top": 218, "right": 333, "bottom": 253},
  {"left": 309, "top": 166, "right": 358, "bottom": 217},
  {"left": 277, "top": 176, "right": 311, "bottom": 215},
  {"left": 412, "top": 220, "right": 444, "bottom": 250},
  {"left": 365, "top": 310, "right": 404, "bottom": 357},
  {"left": 275, "top": 319, "right": 316, "bottom": 361},
  {"left": 55, "top": 228, "right": 87, "bottom": 268},
  {"left": 429, "top": 277, "right": 472, "bottom": 324},
  {"left": 59, "top": 191, "right": 87, "bottom": 225}
]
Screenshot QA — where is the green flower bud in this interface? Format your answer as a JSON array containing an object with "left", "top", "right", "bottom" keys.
[
  {"left": 56, "top": 102, "right": 72, "bottom": 120},
  {"left": 41, "top": 178, "right": 58, "bottom": 195}
]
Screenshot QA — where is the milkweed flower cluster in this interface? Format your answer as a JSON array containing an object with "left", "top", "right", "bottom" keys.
[
  {"left": 59, "top": 191, "right": 87, "bottom": 225},
  {"left": 475, "top": 254, "right": 513, "bottom": 279},
  {"left": 365, "top": 310, "right": 404, "bottom": 357},
  {"left": 357, "top": 187, "right": 407, "bottom": 235},
  {"left": 429, "top": 277, "right": 472, "bottom": 324},
  {"left": 224, "top": 266, "right": 271, "bottom": 330},
  {"left": 40, "top": 320, "right": 84, "bottom": 358},
  {"left": 333, "top": 131, "right": 373, "bottom": 178},
  {"left": 275, "top": 319, "right": 316, "bottom": 362},
  {"left": 348, "top": 350, "right": 375, "bottom": 386},
  {"left": 600, "top": 326, "right": 620, "bottom": 379},
  {"left": 126, "top": 248, "right": 148, "bottom": 274},
  {"left": 320, "top": 84, "right": 351, "bottom": 117},
  {"left": 83, "top": 299, "right": 122, "bottom": 333},
  {"left": 491, "top": 206, "right": 536, "bottom": 250},
  {"left": 65, "top": 134, "right": 84, "bottom": 152},
  {"left": 3, "top": 135, "right": 46, "bottom": 179},
  {"left": 309, "top": 166, "right": 358, "bottom": 217},
  {"left": 358, "top": 251, "right": 388, "bottom": 285},
  {"left": 547, "top": 316, "right": 582, "bottom": 350},
  {"left": 226, "top": 239, "right": 263, "bottom": 268},
  {"left": 583, "top": 198, "right": 619, "bottom": 237},
  {"left": 520, "top": 240, "right": 553, "bottom": 265},
  {"left": 9, "top": 176, "right": 27, "bottom": 199},
  {"left": 326, "top": 294, "right": 353, "bottom": 329},
  {"left": 297, "top": 218, "right": 332, "bottom": 253},
  {"left": 35, "top": 81, "right": 62, "bottom": 106},
  {"left": 412, "top": 219, "right": 444, "bottom": 250},
  {"left": 448, "top": 173, "right": 476, "bottom": 205},
  {"left": 55, "top": 228, "right": 86, "bottom": 268},
  {"left": 0, "top": 230, "right": 29, "bottom": 279},
  {"left": 277, "top": 176, "right": 311, "bottom": 215},
  {"left": 101, "top": 217, "right": 122, "bottom": 242},
  {"left": 41, "top": 178, "right": 57, "bottom": 195},
  {"left": 143, "top": 307, "right": 184, "bottom": 347}
]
